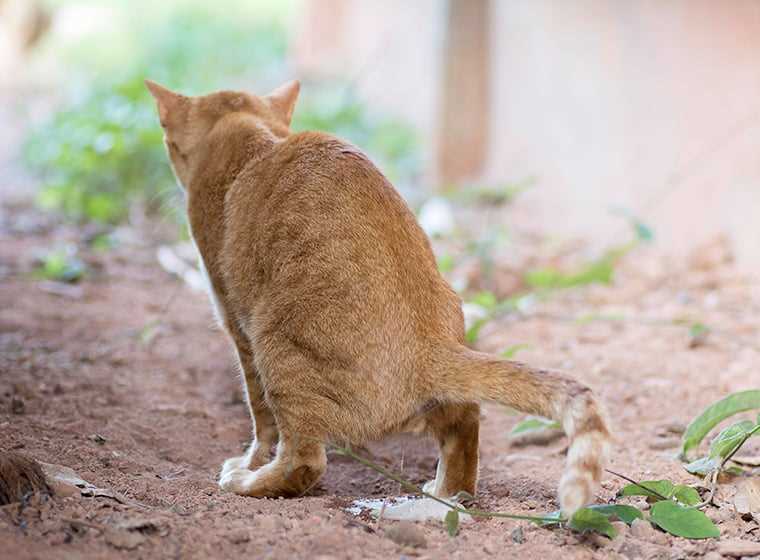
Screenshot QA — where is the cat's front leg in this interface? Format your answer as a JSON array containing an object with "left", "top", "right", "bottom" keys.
[{"left": 220, "top": 339, "right": 279, "bottom": 477}]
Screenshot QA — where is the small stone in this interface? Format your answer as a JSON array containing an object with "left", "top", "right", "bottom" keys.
[
  {"left": 717, "top": 539, "right": 760, "bottom": 557},
  {"left": 384, "top": 521, "right": 427, "bottom": 549},
  {"left": 511, "top": 526, "right": 525, "bottom": 544},
  {"left": 10, "top": 396, "right": 25, "bottom": 415},
  {"left": 659, "top": 422, "right": 687, "bottom": 435},
  {"left": 611, "top": 521, "right": 629, "bottom": 539},
  {"left": 649, "top": 436, "right": 681, "bottom": 450},
  {"left": 630, "top": 518, "right": 668, "bottom": 545},
  {"left": 589, "top": 533, "right": 613, "bottom": 548},
  {"left": 105, "top": 529, "right": 145, "bottom": 550},
  {"left": 225, "top": 528, "right": 250, "bottom": 544},
  {"left": 89, "top": 434, "right": 107, "bottom": 445},
  {"left": 255, "top": 514, "right": 280, "bottom": 532}
]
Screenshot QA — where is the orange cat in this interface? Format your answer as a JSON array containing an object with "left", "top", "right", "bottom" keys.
[{"left": 146, "top": 79, "right": 611, "bottom": 515}]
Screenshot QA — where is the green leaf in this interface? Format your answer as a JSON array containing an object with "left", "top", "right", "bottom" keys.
[
  {"left": 537, "top": 510, "right": 563, "bottom": 526},
  {"left": 501, "top": 344, "right": 530, "bottom": 359},
  {"left": 649, "top": 501, "right": 719, "bottom": 539},
  {"left": 709, "top": 420, "right": 756, "bottom": 459},
  {"left": 510, "top": 416, "right": 562, "bottom": 437},
  {"left": 620, "top": 480, "right": 674, "bottom": 500},
  {"left": 680, "top": 390, "right": 760, "bottom": 459},
  {"left": 684, "top": 456, "right": 720, "bottom": 476},
  {"left": 586, "top": 504, "right": 643, "bottom": 526},
  {"left": 569, "top": 508, "right": 617, "bottom": 539},
  {"left": 437, "top": 254, "right": 455, "bottom": 274},
  {"left": 465, "top": 316, "right": 490, "bottom": 345},
  {"left": 633, "top": 220, "right": 654, "bottom": 242},
  {"left": 470, "top": 291, "right": 498, "bottom": 310},
  {"left": 444, "top": 509, "right": 459, "bottom": 537},
  {"left": 688, "top": 323, "right": 710, "bottom": 340},
  {"left": 672, "top": 485, "right": 701, "bottom": 507}
]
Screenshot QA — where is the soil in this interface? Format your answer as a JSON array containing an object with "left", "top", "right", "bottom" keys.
[{"left": 2, "top": 175, "right": 760, "bottom": 558}]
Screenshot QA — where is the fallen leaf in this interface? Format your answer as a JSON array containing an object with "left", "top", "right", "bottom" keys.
[
  {"left": 734, "top": 479, "right": 760, "bottom": 516},
  {"left": 40, "top": 462, "right": 138, "bottom": 506}
]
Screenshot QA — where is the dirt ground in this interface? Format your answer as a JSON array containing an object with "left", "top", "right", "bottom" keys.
[{"left": 2, "top": 184, "right": 760, "bottom": 560}]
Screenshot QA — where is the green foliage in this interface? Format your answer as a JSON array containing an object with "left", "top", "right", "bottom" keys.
[
  {"left": 445, "top": 178, "right": 534, "bottom": 206},
  {"left": 648, "top": 501, "right": 719, "bottom": 539},
  {"left": 524, "top": 250, "right": 622, "bottom": 290},
  {"left": 444, "top": 510, "right": 459, "bottom": 537},
  {"left": 688, "top": 322, "right": 710, "bottom": 340},
  {"left": 465, "top": 317, "right": 489, "bottom": 345},
  {"left": 501, "top": 343, "right": 530, "bottom": 358},
  {"left": 33, "top": 248, "right": 86, "bottom": 282},
  {"left": 509, "top": 416, "right": 561, "bottom": 438},
  {"left": 619, "top": 480, "right": 699, "bottom": 506},
  {"left": 25, "top": 5, "right": 418, "bottom": 226},
  {"left": 437, "top": 254, "right": 455, "bottom": 274},
  {"left": 27, "top": 74, "right": 176, "bottom": 223},
  {"left": 568, "top": 508, "right": 617, "bottom": 539},
  {"left": 685, "top": 419, "right": 760, "bottom": 476},
  {"left": 586, "top": 504, "right": 643, "bottom": 526},
  {"left": 680, "top": 390, "right": 760, "bottom": 459},
  {"left": 292, "top": 87, "right": 418, "bottom": 185},
  {"left": 469, "top": 291, "right": 498, "bottom": 310}
]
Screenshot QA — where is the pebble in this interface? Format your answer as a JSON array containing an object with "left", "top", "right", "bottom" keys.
[
  {"left": 630, "top": 518, "right": 668, "bottom": 545},
  {"left": 611, "top": 521, "right": 629, "bottom": 539},
  {"left": 384, "top": 521, "right": 427, "bottom": 549},
  {"left": 717, "top": 539, "right": 760, "bottom": 557},
  {"left": 649, "top": 436, "right": 681, "bottom": 450},
  {"left": 225, "top": 528, "right": 250, "bottom": 544},
  {"left": 10, "top": 396, "right": 25, "bottom": 415},
  {"left": 511, "top": 526, "right": 525, "bottom": 544}
]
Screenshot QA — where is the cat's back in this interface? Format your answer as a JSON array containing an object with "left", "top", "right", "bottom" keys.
[
  {"left": 223, "top": 130, "right": 464, "bottom": 344},
  {"left": 231, "top": 130, "right": 432, "bottom": 266}
]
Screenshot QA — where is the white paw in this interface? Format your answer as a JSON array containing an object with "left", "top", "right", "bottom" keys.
[
  {"left": 422, "top": 479, "right": 437, "bottom": 494},
  {"left": 219, "top": 467, "right": 257, "bottom": 495},
  {"left": 220, "top": 454, "right": 250, "bottom": 478}
]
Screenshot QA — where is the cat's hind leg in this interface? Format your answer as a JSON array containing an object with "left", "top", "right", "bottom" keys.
[{"left": 422, "top": 402, "right": 480, "bottom": 498}]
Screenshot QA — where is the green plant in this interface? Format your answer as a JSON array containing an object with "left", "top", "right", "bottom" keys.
[
  {"left": 33, "top": 247, "right": 87, "bottom": 282},
  {"left": 336, "top": 442, "right": 721, "bottom": 540},
  {"left": 25, "top": 6, "right": 419, "bottom": 227}
]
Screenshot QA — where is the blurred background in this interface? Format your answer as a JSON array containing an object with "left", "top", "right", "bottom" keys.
[{"left": 1, "top": 0, "right": 759, "bottom": 302}]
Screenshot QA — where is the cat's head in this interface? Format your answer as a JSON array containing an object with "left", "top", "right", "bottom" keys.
[{"left": 145, "top": 80, "right": 300, "bottom": 189}]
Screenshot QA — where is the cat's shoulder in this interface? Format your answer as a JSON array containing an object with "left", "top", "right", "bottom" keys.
[{"left": 274, "top": 131, "right": 373, "bottom": 167}]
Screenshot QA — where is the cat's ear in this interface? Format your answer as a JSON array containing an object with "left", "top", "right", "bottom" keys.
[
  {"left": 145, "top": 79, "right": 184, "bottom": 127},
  {"left": 265, "top": 80, "right": 300, "bottom": 126}
]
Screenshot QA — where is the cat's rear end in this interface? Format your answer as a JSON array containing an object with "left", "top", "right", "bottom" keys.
[{"left": 147, "top": 79, "right": 611, "bottom": 516}]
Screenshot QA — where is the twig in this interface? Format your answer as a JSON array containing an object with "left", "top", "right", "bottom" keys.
[
  {"left": 331, "top": 443, "right": 564, "bottom": 523},
  {"left": 604, "top": 469, "right": 670, "bottom": 502}
]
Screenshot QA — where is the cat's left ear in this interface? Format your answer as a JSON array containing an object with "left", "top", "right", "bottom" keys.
[
  {"left": 145, "top": 79, "right": 184, "bottom": 128},
  {"left": 265, "top": 80, "right": 300, "bottom": 126}
]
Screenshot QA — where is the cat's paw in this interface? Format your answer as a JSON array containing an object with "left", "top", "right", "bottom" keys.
[
  {"left": 422, "top": 479, "right": 437, "bottom": 494},
  {"left": 220, "top": 454, "right": 250, "bottom": 478},
  {"left": 219, "top": 467, "right": 257, "bottom": 495}
]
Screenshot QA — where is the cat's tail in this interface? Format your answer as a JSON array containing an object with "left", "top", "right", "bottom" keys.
[{"left": 431, "top": 343, "right": 611, "bottom": 516}]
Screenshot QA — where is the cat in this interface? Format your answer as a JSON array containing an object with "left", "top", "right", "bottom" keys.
[{"left": 146, "top": 79, "right": 611, "bottom": 516}]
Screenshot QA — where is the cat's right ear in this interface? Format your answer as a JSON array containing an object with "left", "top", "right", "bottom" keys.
[
  {"left": 145, "top": 80, "right": 183, "bottom": 128},
  {"left": 265, "top": 80, "right": 300, "bottom": 127}
]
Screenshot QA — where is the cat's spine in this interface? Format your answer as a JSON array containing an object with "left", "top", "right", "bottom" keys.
[{"left": 431, "top": 344, "right": 611, "bottom": 516}]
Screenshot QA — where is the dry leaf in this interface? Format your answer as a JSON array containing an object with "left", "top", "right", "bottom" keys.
[{"left": 734, "top": 479, "right": 760, "bottom": 516}]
